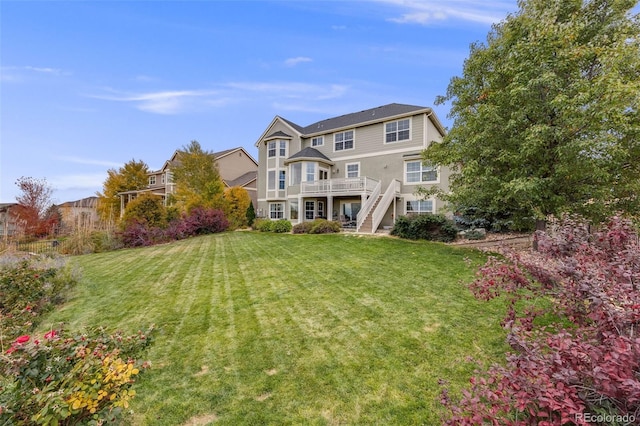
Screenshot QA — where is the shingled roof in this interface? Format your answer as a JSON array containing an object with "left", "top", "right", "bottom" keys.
[
  {"left": 285, "top": 147, "right": 334, "bottom": 164},
  {"left": 300, "top": 103, "right": 430, "bottom": 135}
]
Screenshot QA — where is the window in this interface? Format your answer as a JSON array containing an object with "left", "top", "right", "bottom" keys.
[
  {"left": 318, "top": 201, "right": 325, "bottom": 218},
  {"left": 406, "top": 199, "right": 434, "bottom": 215},
  {"left": 161, "top": 174, "right": 165, "bottom": 184},
  {"left": 346, "top": 163, "right": 359, "bottom": 178},
  {"left": 334, "top": 130, "right": 354, "bottom": 151},
  {"left": 305, "top": 201, "right": 315, "bottom": 220},
  {"left": 268, "top": 170, "right": 276, "bottom": 190},
  {"left": 268, "top": 141, "right": 276, "bottom": 158},
  {"left": 279, "top": 170, "right": 286, "bottom": 190},
  {"left": 386, "top": 118, "right": 410, "bottom": 143},
  {"left": 305, "top": 163, "right": 316, "bottom": 182},
  {"left": 290, "top": 163, "right": 302, "bottom": 185},
  {"left": 148, "top": 176, "right": 156, "bottom": 185},
  {"left": 269, "top": 203, "right": 284, "bottom": 219},
  {"left": 279, "top": 140, "right": 287, "bottom": 157},
  {"left": 290, "top": 201, "right": 299, "bottom": 220},
  {"left": 318, "top": 169, "right": 328, "bottom": 180},
  {"left": 406, "top": 160, "right": 438, "bottom": 183},
  {"left": 311, "top": 136, "right": 324, "bottom": 147}
]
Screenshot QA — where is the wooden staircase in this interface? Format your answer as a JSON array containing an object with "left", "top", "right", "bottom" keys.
[{"left": 357, "top": 195, "right": 383, "bottom": 233}]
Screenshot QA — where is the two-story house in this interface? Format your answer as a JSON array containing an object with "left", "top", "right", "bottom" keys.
[
  {"left": 254, "top": 103, "right": 450, "bottom": 233},
  {"left": 118, "top": 146, "right": 258, "bottom": 214}
]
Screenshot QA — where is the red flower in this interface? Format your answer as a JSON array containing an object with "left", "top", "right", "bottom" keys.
[
  {"left": 6, "top": 346, "right": 16, "bottom": 354},
  {"left": 14, "top": 335, "right": 30, "bottom": 344},
  {"left": 44, "top": 330, "right": 58, "bottom": 340}
]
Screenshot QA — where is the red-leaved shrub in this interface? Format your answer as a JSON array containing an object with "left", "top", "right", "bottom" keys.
[{"left": 441, "top": 215, "right": 640, "bottom": 425}]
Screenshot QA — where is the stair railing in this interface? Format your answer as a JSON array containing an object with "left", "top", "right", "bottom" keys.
[
  {"left": 370, "top": 179, "right": 401, "bottom": 233},
  {"left": 356, "top": 179, "right": 381, "bottom": 231}
]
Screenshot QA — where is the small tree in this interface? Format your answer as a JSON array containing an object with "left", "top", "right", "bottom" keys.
[
  {"left": 246, "top": 202, "right": 256, "bottom": 227},
  {"left": 13, "top": 177, "right": 57, "bottom": 238},
  {"left": 223, "top": 186, "right": 251, "bottom": 229},
  {"left": 171, "top": 141, "right": 225, "bottom": 212},
  {"left": 121, "top": 193, "right": 167, "bottom": 229}
]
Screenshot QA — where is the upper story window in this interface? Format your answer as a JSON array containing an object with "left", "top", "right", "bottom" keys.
[
  {"left": 334, "top": 130, "right": 354, "bottom": 151},
  {"left": 306, "top": 163, "right": 316, "bottom": 182},
  {"left": 386, "top": 118, "right": 410, "bottom": 143},
  {"left": 290, "top": 163, "right": 302, "bottom": 185},
  {"left": 346, "top": 163, "right": 360, "bottom": 178},
  {"left": 406, "top": 160, "right": 438, "bottom": 183},
  {"left": 268, "top": 140, "right": 288, "bottom": 158},
  {"left": 148, "top": 176, "right": 156, "bottom": 186},
  {"left": 161, "top": 174, "right": 165, "bottom": 184},
  {"left": 311, "top": 136, "right": 324, "bottom": 147},
  {"left": 279, "top": 170, "right": 286, "bottom": 190}
]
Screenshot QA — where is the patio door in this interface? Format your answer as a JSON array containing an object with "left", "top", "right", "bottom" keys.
[
  {"left": 305, "top": 201, "right": 315, "bottom": 220},
  {"left": 342, "top": 202, "right": 361, "bottom": 221}
]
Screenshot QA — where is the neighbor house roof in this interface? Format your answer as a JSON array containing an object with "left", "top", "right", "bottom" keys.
[
  {"left": 57, "top": 196, "right": 98, "bottom": 208},
  {"left": 225, "top": 171, "right": 257, "bottom": 188}
]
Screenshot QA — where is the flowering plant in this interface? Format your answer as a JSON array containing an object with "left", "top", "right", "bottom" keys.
[{"left": 0, "top": 325, "right": 155, "bottom": 425}]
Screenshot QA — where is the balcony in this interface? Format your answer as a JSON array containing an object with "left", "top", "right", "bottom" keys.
[{"left": 300, "top": 177, "right": 379, "bottom": 196}]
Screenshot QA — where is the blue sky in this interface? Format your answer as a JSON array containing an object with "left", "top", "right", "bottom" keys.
[{"left": 1, "top": 0, "right": 519, "bottom": 204}]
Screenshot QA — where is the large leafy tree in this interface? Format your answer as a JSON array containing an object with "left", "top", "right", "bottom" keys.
[
  {"left": 424, "top": 0, "right": 640, "bottom": 227},
  {"left": 97, "top": 159, "right": 150, "bottom": 222},
  {"left": 223, "top": 186, "right": 251, "bottom": 229},
  {"left": 170, "top": 140, "right": 225, "bottom": 212}
]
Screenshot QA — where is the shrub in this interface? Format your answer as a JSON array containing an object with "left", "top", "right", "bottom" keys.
[
  {"left": 118, "top": 219, "right": 154, "bottom": 247},
  {"left": 271, "top": 219, "right": 292, "bottom": 233},
  {"left": 463, "top": 228, "right": 486, "bottom": 240},
  {"left": 391, "top": 214, "right": 457, "bottom": 242},
  {"left": 121, "top": 193, "right": 167, "bottom": 229},
  {"left": 246, "top": 202, "right": 256, "bottom": 227},
  {"left": 309, "top": 219, "right": 341, "bottom": 234},
  {"left": 0, "top": 326, "right": 155, "bottom": 425},
  {"left": 253, "top": 218, "right": 273, "bottom": 232},
  {"left": 182, "top": 207, "right": 228, "bottom": 235},
  {"left": 0, "top": 256, "right": 77, "bottom": 342},
  {"left": 440, "top": 216, "right": 640, "bottom": 424},
  {"left": 292, "top": 222, "right": 314, "bottom": 234}
]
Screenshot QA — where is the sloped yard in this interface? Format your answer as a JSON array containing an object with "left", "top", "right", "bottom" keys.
[{"left": 43, "top": 232, "right": 508, "bottom": 425}]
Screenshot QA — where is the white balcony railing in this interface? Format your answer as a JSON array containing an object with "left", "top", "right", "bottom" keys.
[{"left": 300, "top": 177, "right": 379, "bottom": 195}]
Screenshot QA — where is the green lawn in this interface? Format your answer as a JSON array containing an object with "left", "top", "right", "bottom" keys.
[{"left": 43, "top": 232, "right": 508, "bottom": 425}]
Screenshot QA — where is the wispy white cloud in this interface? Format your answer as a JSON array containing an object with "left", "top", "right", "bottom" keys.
[
  {"left": 89, "top": 81, "right": 351, "bottom": 115},
  {"left": 377, "top": 0, "right": 514, "bottom": 25},
  {"left": 87, "top": 88, "right": 228, "bottom": 114},
  {"left": 284, "top": 56, "right": 313, "bottom": 67},
  {"left": 225, "top": 81, "right": 348, "bottom": 101},
  {"left": 56, "top": 156, "right": 122, "bottom": 168},
  {"left": 49, "top": 173, "right": 107, "bottom": 191},
  {"left": 0, "top": 65, "right": 69, "bottom": 82}
]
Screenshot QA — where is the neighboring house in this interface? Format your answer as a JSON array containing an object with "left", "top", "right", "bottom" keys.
[
  {"left": 0, "top": 203, "right": 19, "bottom": 240},
  {"left": 118, "top": 146, "right": 258, "bottom": 214},
  {"left": 57, "top": 197, "right": 100, "bottom": 231},
  {"left": 254, "top": 103, "right": 450, "bottom": 233}
]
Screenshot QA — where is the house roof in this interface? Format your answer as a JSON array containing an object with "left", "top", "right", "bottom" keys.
[
  {"left": 256, "top": 104, "right": 445, "bottom": 147},
  {"left": 225, "top": 171, "right": 257, "bottom": 188},
  {"left": 284, "top": 147, "right": 334, "bottom": 165},
  {"left": 301, "top": 103, "right": 431, "bottom": 135},
  {"left": 57, "top": 196, "right": 98, "bottom": 208},
  {"left": 265, "top": 130, "right": 293, "bottom": 140}
]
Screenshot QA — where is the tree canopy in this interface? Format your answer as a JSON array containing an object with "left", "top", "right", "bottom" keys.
[
  {"left": 97, "top": 159, "right": 150, "bottom": 222},
  {"left": 424, "top": 0, "right": 640, "bottom": 227},
  {"left": 170, "top": 140, "right": 225, "bottom": 212}
]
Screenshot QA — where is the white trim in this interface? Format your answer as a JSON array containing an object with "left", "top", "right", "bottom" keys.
[
  {"left": 383, "top": 117, "right": 411, "bottom": 144},
  {"left": 403, "top": 159, "right": 440, "bottom": 185},
  {"left": 311, "top": 136, "right": 324, "bottom": 147},
  {"left": 328, "top": 145, "right": 422, "bottom": 162},
  {"left": 345, "top": 162, "right": 360, "bottom": 178},
  {"left": 333, "top": 129, "right": 355, "bottom": 153},
  {"left": 403, "top": 194, "right": 436, "bottom": 215}
]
